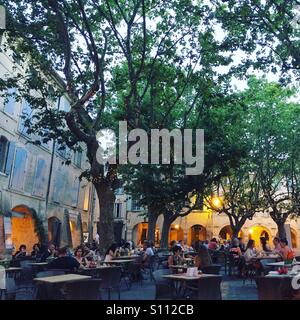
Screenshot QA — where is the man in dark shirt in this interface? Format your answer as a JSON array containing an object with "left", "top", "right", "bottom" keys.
[
  {"left": 46, "top": 247, "right": 80, "bottom": 271},
  {"left": 40, "top": 243, "right": 56, "bottom": 262}
]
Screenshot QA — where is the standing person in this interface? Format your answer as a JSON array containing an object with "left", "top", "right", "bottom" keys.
[{"left": 279, "top": 238, "right": 295, "bottom": 262}]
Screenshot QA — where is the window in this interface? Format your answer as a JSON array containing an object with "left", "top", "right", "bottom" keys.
[
  {"left": 83, "top": 186, "right": 90, "bottom": 211},
  {"left": 131, "top": 199, "right": 141, "bottom": 211},
  {"left": 56, "top": 143, "right": 72, "bottom": 159},
  {"left": 52, "top": 172, "right": 64, "bottom": 203},
  {"left": 18, "top": 100, "right": 33, "bottom": 137},
  {"left": 114, "top": 202, "right": 122, "bottom": 218},
  {"left": 4, "top": 142, "right": 15, "bottom": 175},
  {"left": 74, "top": 150, "right": 82, "bottom": 168},
  {"left": 0, "top": 136, "right": 9, "bottom": 173},
  {"left": 32, "top": 158, "right": 47, "bottom": 197},
  {"left": 10, "top": 147, "right": 27, "bottom": 191},
  {"left": 3, "top": 88, "right": 17, "bottom": 116},
  {"left": 71, "top": 177, "right": 80, "bottom": 207},
  {"left": 60, "top": 96, "right": 71, "bottom": 112}
]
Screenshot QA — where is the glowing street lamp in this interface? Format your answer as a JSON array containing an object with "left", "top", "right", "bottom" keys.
[{"left": 211, "top": 196, "right": 223, "bottom": 210}]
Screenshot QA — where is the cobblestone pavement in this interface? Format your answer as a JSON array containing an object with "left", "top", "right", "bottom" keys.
[{"left": 104, "top": 274, "right": 258, "bottom": 300}]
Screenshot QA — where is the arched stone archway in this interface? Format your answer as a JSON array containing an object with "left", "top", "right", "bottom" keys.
[
  {"left": 9, "top": 205, "right": 44, "bottom": 252},
  {"left": 218, "top": 225, "right": 244, "bottom": 241},
  {"left": 188, "top": 224, "right": 207, "bottom": 246},
  {"left": 168, "top": 224, "right": 184, "bottom": 245},
  {"left": 248, "top": 225, "right": 272, "bottom": 249},
  {"left": 132, "top": 223, "right": 160, "bottom": 246}
]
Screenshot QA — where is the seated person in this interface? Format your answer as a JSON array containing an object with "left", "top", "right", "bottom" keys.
[
  {"left": 14, "top": 244, "right": 27, "bottom": 259},
  {"left": 244, "top": 240, "right": 257, "bottom": 263},
  {"left": 208, "top": 238, "right": 218, "bottom": 251},
  {"left": 194, "top": 244, "right": 212, "bottom": 270},
  {"left": 141, "top": 241, "right": 154, "bottom": 268},
  {"left": 260, "top": 237, "right": 272, "bottom": 253},
  {"left": 104, "top": 243, "right": 118, "bottom": 262},
  {"left": 167, "top": 245, "right": 184, "bottom": 267},
  {"left": 229, "top": 238, "right": 243, "bottom": 258},
  {"left": 46, "top": 247, "right": 80, "bottom": 271},
  {"left": 74, "top": 247, "right": 87, "bottom": 268},
  {"left": 279, "top": 238, "right": 295, "bottom": 261},
  {"left": 40, "top": 243, "right": 56, "bottom": 262}
]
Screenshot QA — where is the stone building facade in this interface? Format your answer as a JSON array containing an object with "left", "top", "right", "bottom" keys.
[
  {"left": 118, "top": 189, "right": 300, "bottom": 250},
  {"left": 0, "top": 37, "right": 99, "bottom": 254}
]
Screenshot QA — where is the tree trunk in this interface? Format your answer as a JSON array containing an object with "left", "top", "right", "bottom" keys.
[
  {"left": 94, "top": 182, "right": 115, "bottom": 256},
  {"left": 231, "top": 226, "right": 241, "bottom": 239},
  {"left": 147, "top": 208, "right": 158, "bottom": 243},
  {"left": 276, "top": 221, "right": 286, "bottom": 239},
  {"left": 160, "top": 215, "right": 173, "bottom": 249}
]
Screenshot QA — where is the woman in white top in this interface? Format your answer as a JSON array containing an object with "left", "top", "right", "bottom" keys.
[
  {"left": 104, "top": 243, "right": 118, "bottom": 262},
  {"left": 244, "top": 240, "right": 257, "bottom": 263}
]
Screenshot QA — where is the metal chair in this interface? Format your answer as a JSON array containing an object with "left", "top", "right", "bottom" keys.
[
  {"left": 98, "top": 267, "right": 122, "bottom": 300},
  {"left": 64, "top": 279, "right": 102, "bottom": 300},
  {"left": 36, "top": 270, "right": 66, "bottom": 278},
  {"left": 201, "top": 264, "right": 222, "bottom": 275},
  {"left": 185, "top": 276, "right": 222, "bottom": 300},
  {"left": 15, "top": 283, "right": 37, "bottom": 300},
  {"left": 152, "top": 269, "right": 175, "bottom": 300}
]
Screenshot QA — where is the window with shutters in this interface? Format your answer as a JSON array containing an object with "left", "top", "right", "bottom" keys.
[
  {"left": 10, "top": 147, "right": 27, "bottom": 191},
  {"left": 32, "top": 158, "right": 47, "bottom": 197},
  {"left": 3, "top": 88, "right": 17, "bottom": 116},
  {"left": 0, "top": 136, "right": 9, "bottom": 173},
  {"left": 18, "top": 100, "right": 33, "bottom": 137},
  {"left": 74, "top": 150, "right": 82, "bottom": 168},
  {"left": 71, "top": 177, "right": 80, "bottom": 207}
]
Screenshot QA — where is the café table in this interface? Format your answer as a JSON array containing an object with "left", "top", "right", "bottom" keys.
[
  {"left": 34, "top": 274, "right": 92, "bottom": 300},
  {"left": 162, "top": 272, "right": 220, "bottom": 298},
  {"left": 112, "top": 255, "right": 139, "bottom": 260},
  {"left": 104, "top": 259, "right": 134, "bottom": 264},
  {"left": 251, "top": 254, "right": 281, "bottom": 261},
  {"left": 4, "top": 267, "right": 22, "bottom": 280},
  {"left": 29, "top": 262, "right": 49, "bottom": 273},
  {"left": 266, "top": 261, "right": 300, "bottom": 269},
  {"left": 78, "top": 266, "right": 115, "bottom": 277}
]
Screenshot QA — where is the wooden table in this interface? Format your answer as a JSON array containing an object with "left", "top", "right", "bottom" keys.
[
  {"left": 5, "top": 267, "right": 22, "bottom": 279},
  {"left": 252, "top": 255, "right": 280, "bottom": 261},
  {"left": 34, "top": 274, "right": 92, "bottom": 300},
  {"left": 112, "top": 255, "right": 140, "bottom": 260},
  {"left": 29, "top": 262, "right": 49, "bottom": 273},
  {"left": 34, "top": 273, "right": 91, "bottom": 284},
  {"left": 162, "top": 273, "right": 220, "bottom": 297},
  {"left": 104, "top": 259, "right": 134, "bottom": 264},
  {"left": 267, "top": 261, "right": 300, "bottom": 268}
]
